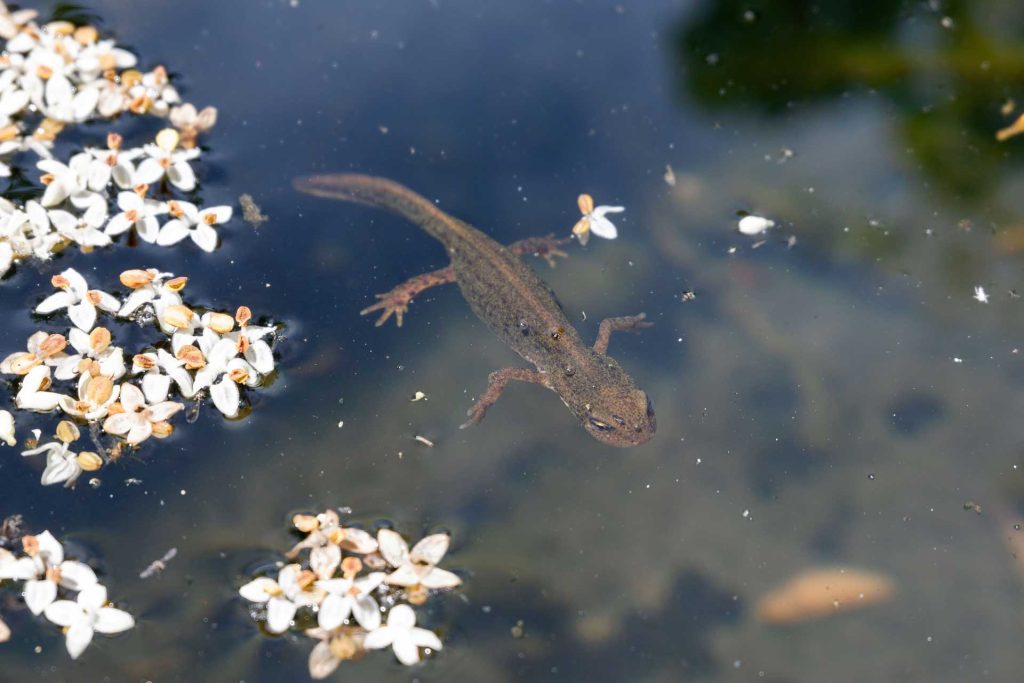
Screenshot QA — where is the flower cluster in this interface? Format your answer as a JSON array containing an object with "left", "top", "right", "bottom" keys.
[
  {"left": 0, "top": 266, "right": 280, "bottom": 486},
  {"left": 0, "top": 525, "right": 133, "bottom": 659},
  {"left": 239, "top": 510, "right": 462, "bottom": 679},
  {"left": 0, "top": 7, "right": 227, "bottom": 277}
]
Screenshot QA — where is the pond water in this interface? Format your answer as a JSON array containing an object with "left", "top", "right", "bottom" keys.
[{"left": 2, "top": 0, "right": 1024, "bottom": 681}]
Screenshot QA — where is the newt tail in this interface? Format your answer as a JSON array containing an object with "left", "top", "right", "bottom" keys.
[{"left": 294, "top": 173, "right": 655, "bottom": 447}]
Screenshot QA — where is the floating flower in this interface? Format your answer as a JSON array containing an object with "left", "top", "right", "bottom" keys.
[
  {"left": 135, "top": 129, "right": 199, "bottom": 191},
  {"left": 101, "top": 382, "right": 182, "bottom": 445},
  {"left": 169, "top": 103, "right": 217, "bottom": 149},
  {"left": 362, "top": 604, "right": 443, "bottom": 666},
  {"left": 47, "top": 201, "right": 110, "bottom": 249},
  {"left": 239, "top": 563, "right": 324, "bottom": 634},
  {"left": 305, "top": 626, "right": 364, "bottom": 679},
  {"left": 571, "top": 193, "right": 623, "bottom": 246},
  {"left": 54, "top": 326, "right": 125, "bottom": 381},
  {"left": 0, "top": 330, "right": 67, "bottom": 375},
  {"left": 377, "top": 530, "right": 461, "bottom": 589},
  {"left": 0, "top": 409, "right": 14, "bottom": 446},
  {"left": 44, "top": 583, "right": 134, "bottom": 659},
  {"left": 58, "top": 372, "right": 120, "bottom": 422},
  {"left": 17, "top": 529, "right": 98, "bottom": 614},
  {"left": 316, "top": 571, "right": 385, "bottom": 630},
  {"left": 156, "top": 200, "right": 231, "bottom": 252},
  {"left": 738, "top": 215, "right": 775, "bottom": 235},
  {"left": 36, "top": 154, "right": 107, "bottom": 209},
  {"left": 15, "top": 365, "right": 63, "bottom": 412},
  {"left": 35, "top": 268, "right": 120, "bottom": 332},
  {"left": 116, "top": 268, "right": 184, "bottom": 318},
  {"left": 104, "top": 190, "right": 167, "bottom": 244}
]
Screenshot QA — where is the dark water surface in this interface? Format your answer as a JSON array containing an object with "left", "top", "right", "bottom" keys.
[{"left": 3, "top": 0, "right": 1024, "bottom": 681}]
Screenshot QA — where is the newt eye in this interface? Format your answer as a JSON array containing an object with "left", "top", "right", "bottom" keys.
[{"left": 588, "top": 417, "right": 615, "bottom": 432}]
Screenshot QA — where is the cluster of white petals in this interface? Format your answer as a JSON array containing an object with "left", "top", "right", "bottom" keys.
[
  {"left": 0, "top": 10, "right": 228, "bottom": 278},
  {"left": 0, "top": 526, "right": 133, "bottom": 659},
  {"left": 239, "top": 510, "right": 462, "bottom": 678},
  {"left": 0, "top": 266, "right": 280, "bottom": 486}
]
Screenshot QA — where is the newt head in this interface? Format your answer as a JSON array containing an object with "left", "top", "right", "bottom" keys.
[{"left": 559, "top": 353, "right": 655, "bottom": 447}]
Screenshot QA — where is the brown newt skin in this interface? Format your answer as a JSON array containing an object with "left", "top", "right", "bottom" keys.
[{"left": 293, "top": 174, "right": 656, "bottom": 447}]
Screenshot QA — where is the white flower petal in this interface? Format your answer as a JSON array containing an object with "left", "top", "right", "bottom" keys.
[
  {"left": 24, "top": 578, "right": 57, "bottom": 615},
  {"left": 67, "top": 300, "right": 97, "bottom": 332},
  {"left": 238, "top": 577, "right": 277, "bottom": 603},
  {"left": 210, "top": 376, "right": 240, "bottom": 417},
  {"left": 93, "top": 606, "right": 134, "bottom": 634},
  {"left": 377, "top": 529, "right": 409, "bottom": 568},
  {"left": 64, "top": 619, "right": 94, "bottom": 659},
  {"left": 317, "top": 593, "right": 350, "bottom": 631},
  {"left": 265, "top": 596, "right": 296, "bottom": 634}
]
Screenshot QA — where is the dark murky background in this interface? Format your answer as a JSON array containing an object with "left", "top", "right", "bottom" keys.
[{"left": 3, "top": 0, "right": 1024, "bottom": 680}]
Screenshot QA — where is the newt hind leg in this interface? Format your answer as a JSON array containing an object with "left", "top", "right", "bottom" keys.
[
  {"left": 460, "top": 367, "right": 547, "bottom": 429},
  {"left": 593, "top": 313, "right": 653, "bottom": 354}
]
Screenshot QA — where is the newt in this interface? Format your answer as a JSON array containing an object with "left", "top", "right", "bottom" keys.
[{"left": 293, "top": 174, "right": 655, "bottom": 447}]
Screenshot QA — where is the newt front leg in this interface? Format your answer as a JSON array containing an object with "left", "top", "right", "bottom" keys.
[
  {"left": 360, "top": 266, "right": 454, "bottom": 327},
  {"left": 362, "top": 234, "right": 570, "bottom": 327},
  {"left": 460, "top": 367, "right": 548, "bottom": 429}
]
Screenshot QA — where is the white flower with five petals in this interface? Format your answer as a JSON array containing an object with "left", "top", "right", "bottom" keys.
[{"left": 43, "top": 583, "right": 134, "bottom": 659}]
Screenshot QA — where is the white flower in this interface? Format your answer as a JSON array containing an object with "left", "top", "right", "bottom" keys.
[
  {"left": 0, "top": 409, "right": 14, "bottom": 446},
  {"left": 286, "top": 510, "right": 378, "bottom": 558},
  {"left": 169, "top": 103, "right": 217, "bottom": 148},
  {"left": 0, "top": 4, "right": 37, "bottom": 40},
  {"left": 48, "top": 203, "right": 110, "bottom": 249},
  {"left": 362, "top": 604, "right": 443, "bottom": 666},
  {"left": 315, "top": 572, "right": 385, "bottom": 630},
  {"left": 75, "top": 39, "right": 137, "bottom": 81},
  {"left": 19, "top": 534, "right": 97, "bottom": 613},
  {"left": 239, "top": 564, "right": 325, "bottom": 634},
  {"left": 973, "top": 286, "right": 989, "bottom": 304},
  {"left": 156, "top": 200, "right": 230, "bottom": 252},
  {"left": 0, "top": 330, "right": 67, "bottom": 375},
  {"left": 571, "top": 193, "right": 623, "bottom": 246},
  {"left": 22, "top": 439, "right": 83, "bottom": 487},
  {"left": 58, "top": 373, "right": 120, "bottom": 422},
  {"left": 35, "top": 268, "right": 120, "bottom": 331},
  {"left": 101, "top": 383, "right": 183, "bottom": 444},
  {"left": 36, "top": 154, "right": 107, "bottom": 209},
  {"left": 738, "top": 215, "right": 775, "bottom": 235},
  {"left": 84, "top": 137, "right": 144, "bottom": 190},
  {"left": 377, "top": 529, "right": 461, "bottom": 589},
  {"left": 44, "top": 583, "right": 134, "bottom": 659},
  {"left": 135, "top": 139, "right": 199, "bottom": 192},
  {"left": 104, "top": 191, "right": 167, "bottom": 243},
  {"left": 15, "top": 365, "right": 63, "bottom": 412},
  {"left": 54, "top": 327, "right": 125, "bottom": 381},
  {"left": 132, "top": 349, "right": 195, "bottom": 403}
]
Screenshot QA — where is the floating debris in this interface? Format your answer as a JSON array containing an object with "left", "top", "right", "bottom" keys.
[
  {"left": 663, "top": 164, "right": 676, "bottom": 187},
  {"left": 997, "top": 113, "right": 1024, "bottom": 141},
  {"left": 0, "top": 526, "right": 133, "bottom": 658},
  {"left": 738, "top": 215, "right": 775, "bottom": 236},
  {"left": 973, "top": 286, "right": 989, "bottom": 304},
  {"left": 963, "top": 502, "right": 983, "bottom": 514},
  {"left": 755, "top": 567, "right": 896, "bottom": 624},
  {"left": 239, "top": 509, "right": 462, "bottom": 676},
  {"left": 679, "top": 290, "right": 696, "bottom": 302},
  {"left": 139, "top": 547, "right": 177, "bottom": 579},
  {"left": 239, "top": 193, "right": 269, "bottom": 227},
  {"left": 1001, "top": 98, "right": 1016, "bottom": 116},
  {"left": 410, "top": 391, "right": 427, "bottom": 402},
  {"left": 414, "top": 435, "right": 435, "bottom": 448},
  {"left": 571, "top": 193, "right": 624, "bottom": 247}
]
